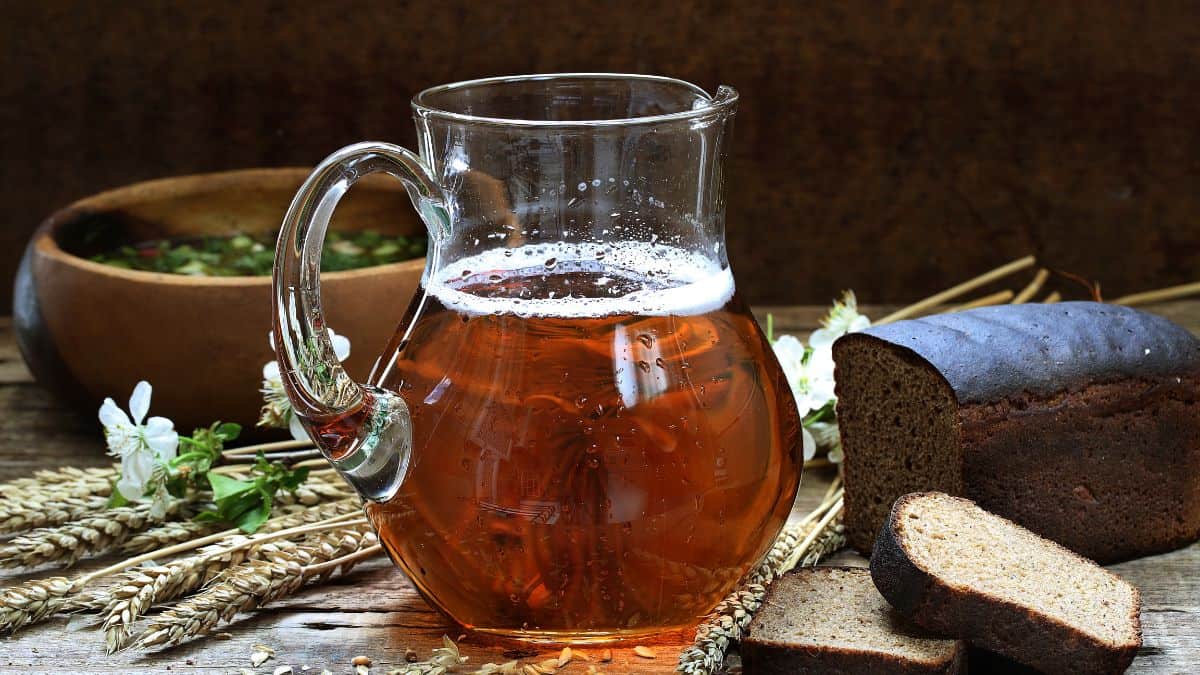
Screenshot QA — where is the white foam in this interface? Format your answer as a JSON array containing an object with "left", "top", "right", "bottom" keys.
[{"left": 427, "top": 241, "right": 734, "bottom": 318}]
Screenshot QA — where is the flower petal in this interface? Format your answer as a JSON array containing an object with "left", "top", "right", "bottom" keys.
[
  {"left": 263, "top": 360, "right": 281, "bottom": 380},
  {"left": 328, "top": 329, "right": 351, "bottom": 362},
  {"left": 98, "top": 398, "right": 130, "bottom": 429},
  {"left": 116, "top": 473, "right": 145, "bottom": 501},
  {"left": 802, "top": 426, "right": 816, "bottom": 462},
  {"left": 143, "top": 417, "right": 179, "bottom": 461},
  {"left": 808, "top": 328, "right": 838, "bottom": 350},
  {"left": 288, "top": 412, "right": 310, "bottom": 442},
  {"left": 117, "top": 450, "right": 157, "bottom": 499},
  {"left": 129, "top": 381, "right": 152, "bottom": 425},
  {"left": 148, "top": 490, "right": 170, "bottom": 519}
]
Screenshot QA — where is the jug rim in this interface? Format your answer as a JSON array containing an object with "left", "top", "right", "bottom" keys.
[{"left": 411, "top": 72, "right": 737, "bottom": 128}]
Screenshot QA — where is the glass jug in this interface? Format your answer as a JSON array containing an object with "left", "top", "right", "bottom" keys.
[{"left": 272, "top": 74, "right": 803, "bottom": 643}]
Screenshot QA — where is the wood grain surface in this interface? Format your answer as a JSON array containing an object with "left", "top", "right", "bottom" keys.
[
  {"left": 4, "top": 1, "right": 1200, "bottom": 313},
  {"left": 1, "top": 305, "right": 1197, "bottom": 674}
]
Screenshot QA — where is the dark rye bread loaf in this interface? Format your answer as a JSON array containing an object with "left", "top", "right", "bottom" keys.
[
  {"left": 871, "top": 492, "right": 1142, "bottom": 674},
  {"left": 832, "top": 301, "right": 1200, "bottom": 562},
  {"left": 742, "top": 567, "right": 966, "bottom": 674}
]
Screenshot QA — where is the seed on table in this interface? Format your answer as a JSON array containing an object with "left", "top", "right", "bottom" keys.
[
  {"left": 352, "top": 655, "right": 372, "bottom": 666},
  {"left": 557, "top": 647, "right": 573, "bottom": 666},
  {"left": 600, "top": 649, "right": 613, "bottom": 662},
  {"left": 633, "top": 645, "right": 656, "bottom": 659},
  {"left": 406, "top": 648, "right": 419, "bottom": 662}
]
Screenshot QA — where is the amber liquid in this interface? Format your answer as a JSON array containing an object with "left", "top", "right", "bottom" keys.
[{"left": 363, "top": 258, "right": 802, "bottom": 641}]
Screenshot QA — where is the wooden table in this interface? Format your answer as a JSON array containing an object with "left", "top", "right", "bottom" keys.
[{"left": 1, "top": 305, "right": 1198, "bottom": 674}]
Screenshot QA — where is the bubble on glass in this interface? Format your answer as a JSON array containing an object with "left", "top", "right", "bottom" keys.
[
  {"left": 591, "top": 179, "right": 601, "bottom": 187},
  {"left": 577, "top": 182, "right": 588, "bottom": 191}
]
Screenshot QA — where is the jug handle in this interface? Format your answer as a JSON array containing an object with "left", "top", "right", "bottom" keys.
[{"left": 272, "top": 142, "right": 449, "bottom": 502}]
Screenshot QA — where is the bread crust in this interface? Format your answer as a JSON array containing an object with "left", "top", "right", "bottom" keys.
[{"left": 870, "top": 493, "right": 1142, "bottom": 675}]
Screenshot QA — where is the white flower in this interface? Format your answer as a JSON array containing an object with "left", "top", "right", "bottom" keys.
[
  {"left": 260, "top": 328, "right": 351, "bottom": 440},
  {"left": 772, "top": 335, "right": 837, "bottom": 420},
  {"left": 801, "top": 426, "right": 816, "bottom": 462},
  {"left": 808, "top": 290, "right": 871, "bottom": 351},
  {"left": 99, "top": 381, "right": 178, "bottom": 505}
]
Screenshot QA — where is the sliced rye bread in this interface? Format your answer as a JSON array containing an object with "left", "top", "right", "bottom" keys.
[
  {"left": 742, "top": 567, "right": 966, "bottom": 674},
  {"left": 832, "top": 302, "right": 1200, "bottom": 563},
  {"left": 871, "top": 492, "right": 1142, "bottom": 674}
]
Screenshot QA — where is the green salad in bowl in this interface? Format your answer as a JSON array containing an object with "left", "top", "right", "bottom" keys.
[{"left": 89, "top": 229, "right": 427, "bottom": 276}]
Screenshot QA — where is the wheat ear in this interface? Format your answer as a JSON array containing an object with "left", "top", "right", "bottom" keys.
[
  {"left": 0, "top": 495, "right": 111, "bottom": 534},
  {"left": 676, "top": 482, "right": 845, "bottom": 675},
  {"left": 0, "top": 498, "right": 190, "bottom": 570},
  {"left": 135, "top": 524, "right": 377, "bottom": 649},
  {"left": 96, "top": 498, "right": 362, "bottom": 652},
  {"left": 0, "top": 467, "right": 117, "bottom": 503}
]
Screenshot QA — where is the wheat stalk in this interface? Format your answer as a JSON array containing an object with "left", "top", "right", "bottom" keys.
[
  {"left": 0, "top": 495, "right": 111, "bottom": 534},
  {"left": 0, "top": 498, "right": 189, "bottom": 570},
  {"left": 135, "top": 524, "right": 377, "bottom": 649},
  {"left": 0, "top": 577, "right": 76, "bottom": 634},
  {"left": 119, "top": 480, "right": 354, "bottom": 556},
  {"left": 0, "top": 467, "right": 116, "bottom": 503},
  {"left": 95, "top": 499, "right": 362, "bottom": 651},
  {"left": 116, "top": 517, "right": 228, "bottom": 556},
  {"left": 676, "top": 485, "right": 845, "bottom": 675}
]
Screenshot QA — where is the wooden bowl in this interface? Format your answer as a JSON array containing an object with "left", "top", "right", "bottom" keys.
[{"left": 13, "top": 168, "right": 425, "bottom": 435}]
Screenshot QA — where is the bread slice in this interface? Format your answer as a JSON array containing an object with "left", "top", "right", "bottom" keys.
[
  {"left": 871, "top": 492, "right": 1142, "bottom": 674},
  {"left": 741, "top": 567, "right": 966, "bottom": 674}
]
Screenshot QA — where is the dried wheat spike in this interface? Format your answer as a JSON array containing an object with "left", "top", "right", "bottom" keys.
[
  {"left": 135, "top": 525, "right": 375, "bottom": 649},
  {"left": 0, "top": 499, "right": 186, "bottom": 570},
  {"left": 0, "top": 576, "right": 75, "bottom": 634},
  {"left": 0, "top": 467, "right": 116, "bottom": 503},
  {"left": 275, "top": 478, "right": 354, "bottom": 506},
  {"left": 0, "top": 495, "right": 111, "bottom": 535},
  {"left": 676, "top": 516, "right": 845, "bottom": 674},
  {"left": 97, "top": 498, "right": 362, "bottom": 651},
  {"left": 117, "top": 518, "right": 228, "bottom": 556}
]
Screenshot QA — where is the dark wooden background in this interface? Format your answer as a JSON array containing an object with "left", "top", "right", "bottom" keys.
[{"left": 3, "top": 1, "right": 1199, "bottom": 313}]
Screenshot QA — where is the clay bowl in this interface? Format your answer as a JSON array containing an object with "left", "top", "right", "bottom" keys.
[{"left": 13, "top": 168, "right": 425, "bottom": 435}]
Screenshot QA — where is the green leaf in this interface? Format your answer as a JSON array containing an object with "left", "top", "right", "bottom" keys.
[
  {"left": 207, "top": 473, "right": 255, "bottom": 501},
  {"left": 216, "top": 422, "right": 242, "bottom": 442},
  {"left": 165, "top": 475, "right": 189, "bottom": 499},
  {"left": 236, "top": 502, "right": 272, "bottom": 533},
  {"left": 280, "top": 467, "right": 309, "bottom": 491},
  {"left": 106, "top": 484, "right": 129, "bottom": 508}
]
